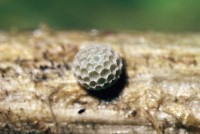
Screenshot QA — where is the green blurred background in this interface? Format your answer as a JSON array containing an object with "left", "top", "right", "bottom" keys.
[{"left": 0, "top": 0, "right": 200, "bottom": 32}]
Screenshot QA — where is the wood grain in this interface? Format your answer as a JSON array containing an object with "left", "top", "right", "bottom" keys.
[{"left": 0, "top": 29, "right": 200, "bottom": 133}]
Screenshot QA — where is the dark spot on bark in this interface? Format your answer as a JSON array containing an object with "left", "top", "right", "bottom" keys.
[
  {"left": 1, "top": 74, "right": 5, "bottom": 78},
  {"left": 57, "top": 64, "right": 61, "bottom": 68},
  {"left": 78, "top": 108, "right": 86, "bottom": 114},
  {"left": 64, "top": 62, "right": 70, "bottom": 70},
  {"left": 131, "top": 110, "right": 137, "bottom": 117},
  {"left": 50, "top": 60, "right": 55, "bottom": 69},
  {"left": 40, "top": 65, "right": 49, "bottom": 71},
  {"left": 34, "top": 74, "right": 47, "bottom": 83},
  {"left": 43, "top": 51, "right": 49, "bottom": 60}
]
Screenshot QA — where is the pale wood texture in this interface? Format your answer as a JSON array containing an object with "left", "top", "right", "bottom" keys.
[{"left": 0, "top": 29, "right": 200, "bottom": 134}]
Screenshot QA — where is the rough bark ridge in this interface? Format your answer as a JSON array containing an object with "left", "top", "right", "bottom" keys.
[{"left": 0, "top": 29, "right": 200, "bottom": 134}]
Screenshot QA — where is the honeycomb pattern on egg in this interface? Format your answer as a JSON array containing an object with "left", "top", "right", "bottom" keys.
[{"left": 72, "top": 45, "right": 123, "bottom": 90}]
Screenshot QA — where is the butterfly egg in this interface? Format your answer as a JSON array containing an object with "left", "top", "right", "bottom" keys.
[{"left": 72, "top": 45, "right": 123, "bottom": 90}]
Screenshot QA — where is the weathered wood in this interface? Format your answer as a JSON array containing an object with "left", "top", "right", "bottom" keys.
[{"left": 0, "top": 29, "right": 200, "bottom": 134}]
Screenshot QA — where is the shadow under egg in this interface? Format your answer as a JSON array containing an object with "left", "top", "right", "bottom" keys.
[{"left": 85, "top": 59, "right": 128, "bottom": 101}]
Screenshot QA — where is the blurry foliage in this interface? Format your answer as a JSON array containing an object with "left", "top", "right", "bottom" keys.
[{"left": 0, "top": 0, "right": 200, "bottom": 31}]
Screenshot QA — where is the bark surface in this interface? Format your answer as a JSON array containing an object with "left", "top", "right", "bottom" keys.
[{"left": 0, "top": 29, "right": 200, "bottom": 134}]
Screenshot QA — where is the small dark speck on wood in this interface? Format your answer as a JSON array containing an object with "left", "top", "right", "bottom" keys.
[
  {"left": 34, "top": 74, "right": 47, "bottom": 83},
  {"left": 78, "top": 108, "right": 86, "bottom": 114},
  {"left": 40, "top": 65, "right": 49, "bottom": 71}
]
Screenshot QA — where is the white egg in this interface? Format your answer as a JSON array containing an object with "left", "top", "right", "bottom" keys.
[{"left": 72, "top": 45, "right": 123, "bottom": 90}]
